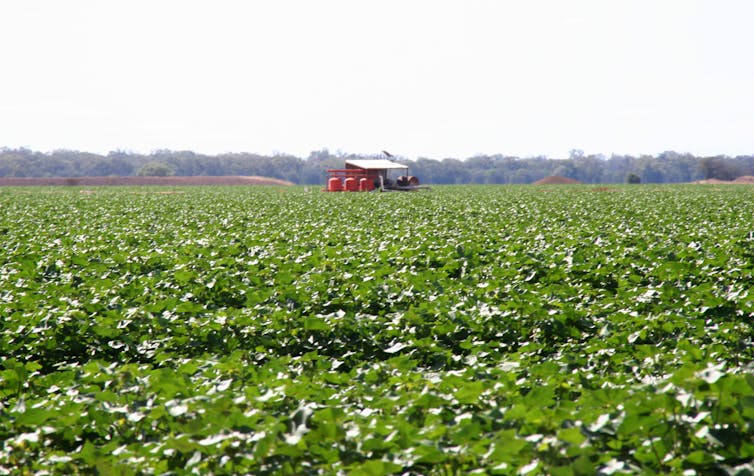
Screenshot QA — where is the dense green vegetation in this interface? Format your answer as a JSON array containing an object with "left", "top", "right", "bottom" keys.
[
  {"left": 1, "top": 147, "right": 753, "bottom": 184},
  {"left": 1, "top": 185, "right": 753, "bottom": 475}
]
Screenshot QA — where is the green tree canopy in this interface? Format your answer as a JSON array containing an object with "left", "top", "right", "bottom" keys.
[{"left": 137, "top": 161, "right": 174, "bottom": 177}]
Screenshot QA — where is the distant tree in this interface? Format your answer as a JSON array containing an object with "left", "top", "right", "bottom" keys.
[
  {"left": 511, "top": 168, "right": 533, "bottom": 184},
  {"left": 698, "top": 156, "right": 739, "bottom": 180},
  {"left": 438, "top": 158, "right": 469, "bottom": 184},
  {"left": 636, "top": 155, "right": 665, "bottom": 183},
  {"left": 137, "top": 161, "right": 174, "bottom": 177},
  {"left": 466, "top": 155, "right": 495, "bottom": 171},
  {"left": 572, "top": 155, "right": 605, "bottom": 183},
  {"left": 625, "top": 173, "right": 641, "bottom": 184},
  {"left": 553, "top": 162, "right": 577, "bottom": 179}
]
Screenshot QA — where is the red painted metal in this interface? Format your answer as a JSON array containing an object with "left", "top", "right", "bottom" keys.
[
  {"left": 344, "top": 177, "right": 358, "bottom": 191},
  {"left": 327, "top": 176, "right": 342, "bottom": 192},
  {"left": 325, "top": 168, "right": 376, "bottom": 192}
]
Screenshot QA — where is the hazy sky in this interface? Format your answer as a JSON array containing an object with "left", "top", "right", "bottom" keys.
[{"left": 1, "top": 1, "right": 752, "bottom": 159}]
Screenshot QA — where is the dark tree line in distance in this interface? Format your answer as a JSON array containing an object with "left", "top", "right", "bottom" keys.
[{"left": 0, "top": 147, "right": 751, "bottom": 185}]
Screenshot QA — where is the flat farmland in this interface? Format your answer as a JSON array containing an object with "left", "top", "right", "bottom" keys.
[{"left": 1, "top": 185, "right": 753, "bottom": 475}]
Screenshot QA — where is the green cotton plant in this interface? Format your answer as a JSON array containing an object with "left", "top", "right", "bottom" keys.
[{"left": 0, "top": 184, "right": 753, "bottom": 474}]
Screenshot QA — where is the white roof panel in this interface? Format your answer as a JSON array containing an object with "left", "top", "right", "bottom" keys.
[{"left": 346, "top": 159, "right": 408, "bottom": 170}]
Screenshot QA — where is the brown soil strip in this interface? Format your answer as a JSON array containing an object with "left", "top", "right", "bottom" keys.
[
  {"left": 533, "top": 175, "right": 584, "bottom": 185},
  {"left": 0, "top": 176, "right": 294, "bottom": 186}
]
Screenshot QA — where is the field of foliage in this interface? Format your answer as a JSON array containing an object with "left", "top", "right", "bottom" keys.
[{"left": 1, "top": 185, "right": 753, "bottom": 475}]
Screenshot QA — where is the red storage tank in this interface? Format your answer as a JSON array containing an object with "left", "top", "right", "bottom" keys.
[
  {"left": 344, "top": 177, "right": 358, "bottom": 192},
  {"left": 328, "top": 177, "right": 342, "bottom": 192}
]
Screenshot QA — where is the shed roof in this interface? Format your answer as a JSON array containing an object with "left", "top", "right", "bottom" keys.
[{"left": 345, "top": 159, "right": 408, "bottom": 170}]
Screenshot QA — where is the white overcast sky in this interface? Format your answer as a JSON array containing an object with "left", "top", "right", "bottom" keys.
[{"left": 1, "top": 1, "right": 753, "bottom": 159}]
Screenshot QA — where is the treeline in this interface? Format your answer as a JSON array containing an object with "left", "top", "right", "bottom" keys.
[{"left": 1, "top": 147, "right": 752, "bottom": 184}]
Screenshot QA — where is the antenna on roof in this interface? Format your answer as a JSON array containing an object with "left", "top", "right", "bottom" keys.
[{"left": 382, "top": 150, "right": 393, "bottom": 158}]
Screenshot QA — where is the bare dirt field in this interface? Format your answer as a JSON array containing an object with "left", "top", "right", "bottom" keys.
[
  {"left": 0, "top": 176, "right": 294, "bottom": 187},
  {"left": 533, "top": 175, "right": 584, "bottom": 185},
  {"left": 692, "top": 176, "right": 754, "bottom": 184}
]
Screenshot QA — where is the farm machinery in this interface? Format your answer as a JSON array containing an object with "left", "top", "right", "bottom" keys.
[{"left": 325, "top": 155, "right": 429, "bottom": 192}]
